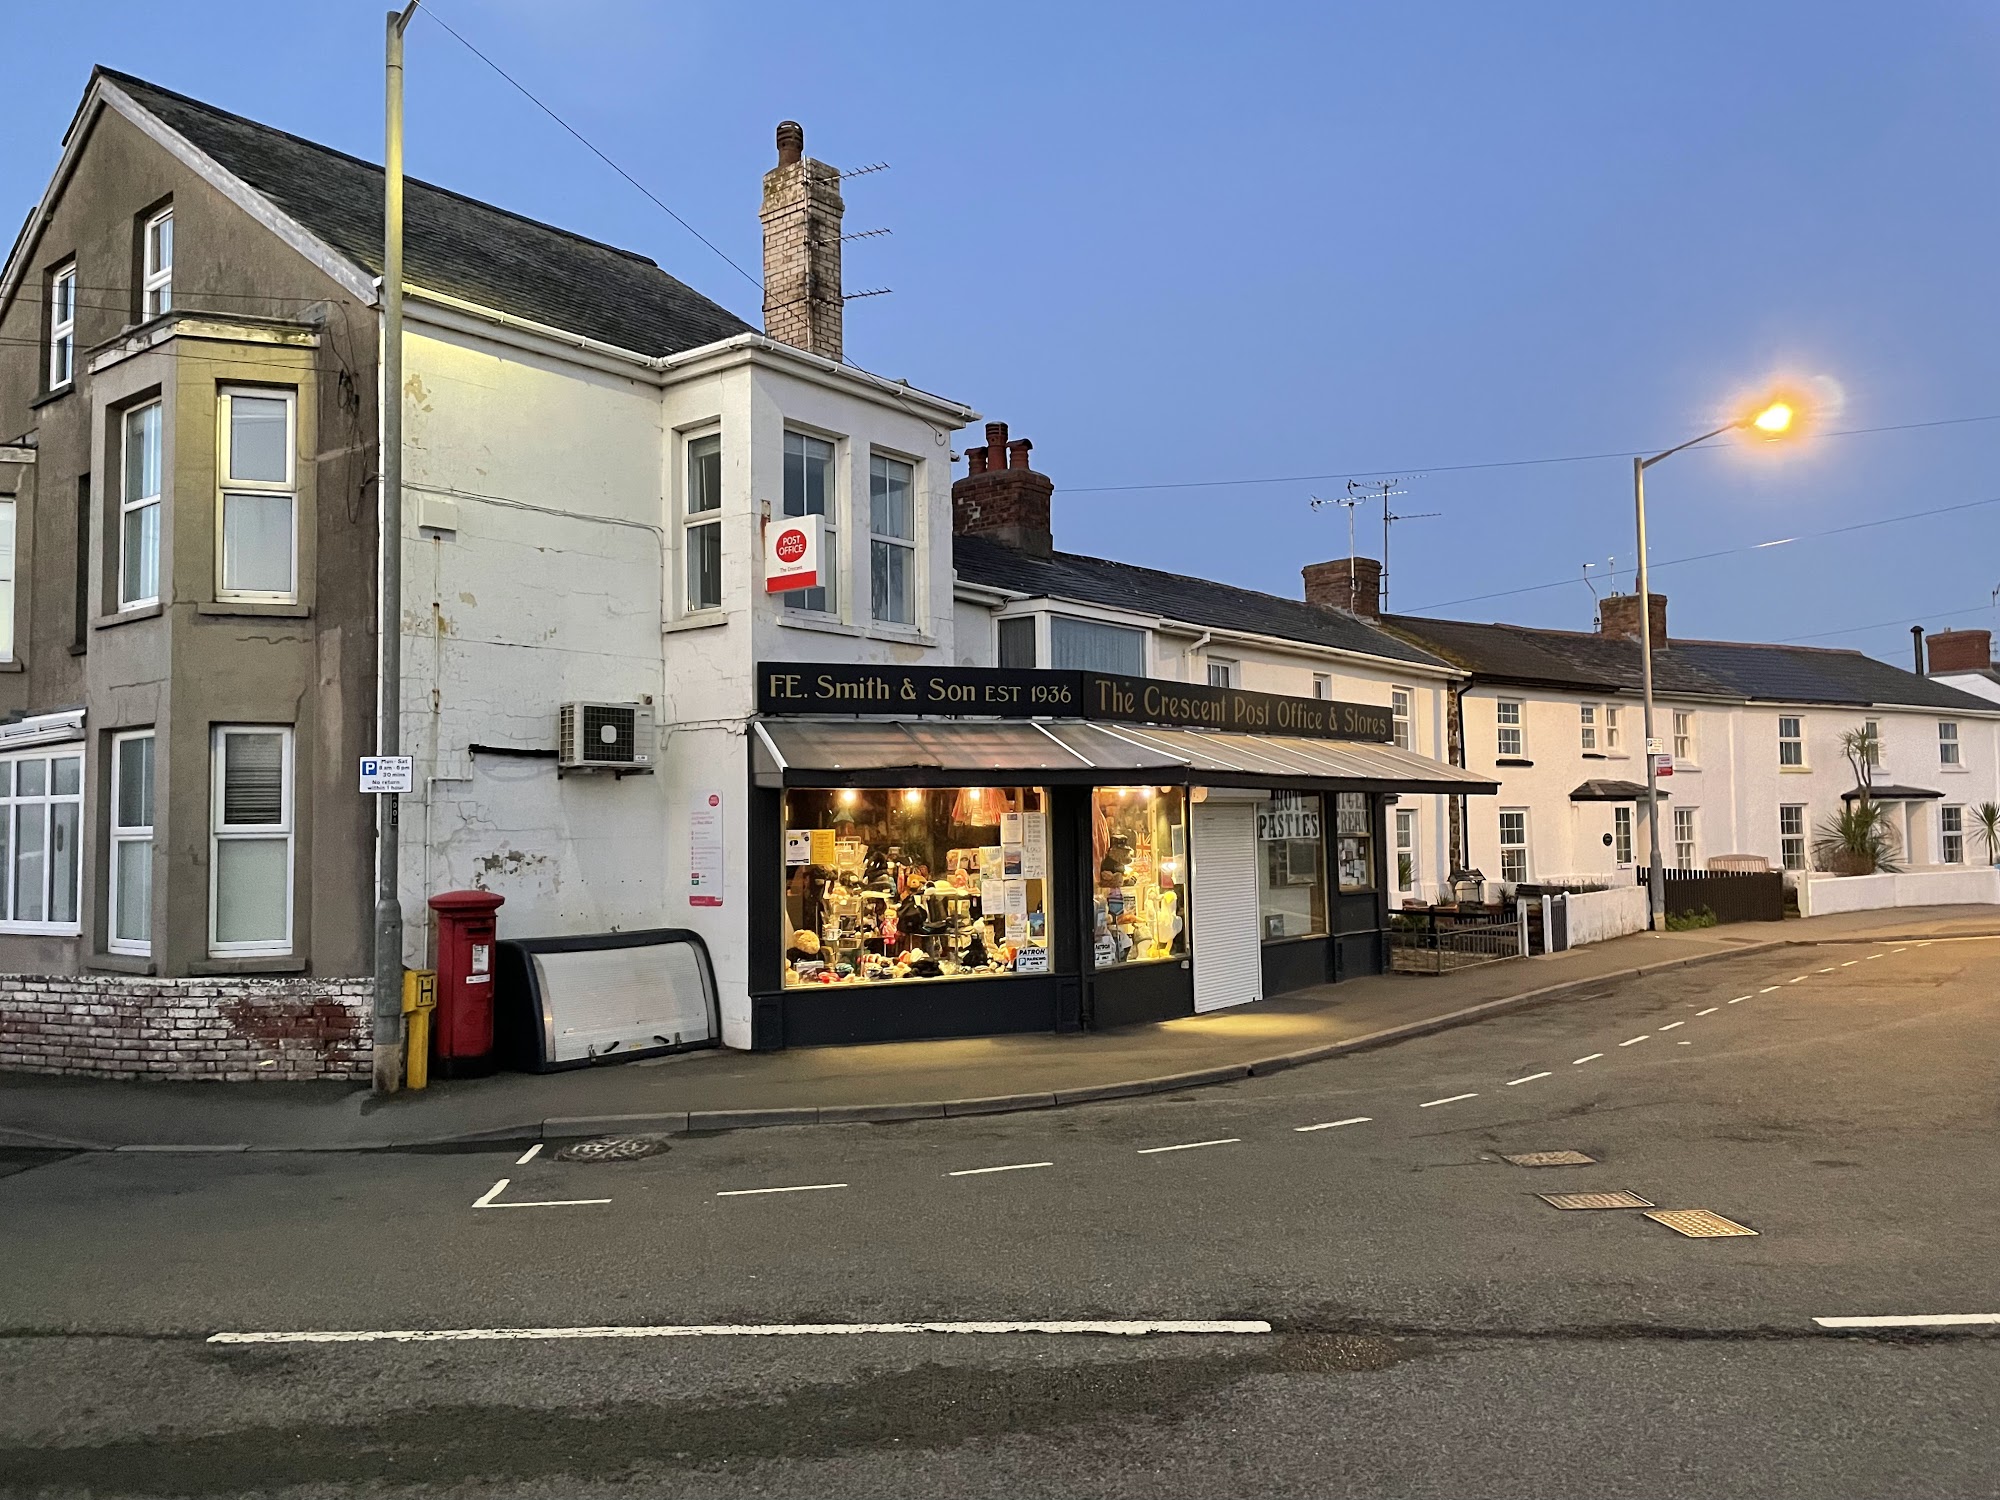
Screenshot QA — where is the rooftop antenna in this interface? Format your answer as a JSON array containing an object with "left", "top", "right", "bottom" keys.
[{"left": 1372, "top": 480, "right": 1439, "bottom": 615}]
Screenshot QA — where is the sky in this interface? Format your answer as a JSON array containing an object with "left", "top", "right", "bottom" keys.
[{"left": 7, "top": 1, "right": 1998, "bottom": 666}]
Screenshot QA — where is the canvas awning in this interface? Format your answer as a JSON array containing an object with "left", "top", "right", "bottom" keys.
[{"left": 751, "top": 718, "right": 1499, "bottom": 794}]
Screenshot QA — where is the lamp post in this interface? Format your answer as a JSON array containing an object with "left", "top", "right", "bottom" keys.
[{"left": 1632, "top": 400, "right": 1795, "bottom": 930}]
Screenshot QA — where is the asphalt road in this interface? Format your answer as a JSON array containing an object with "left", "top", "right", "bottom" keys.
[{"left": 2, "top": 936, "right": 1995, "bottom": 1498}]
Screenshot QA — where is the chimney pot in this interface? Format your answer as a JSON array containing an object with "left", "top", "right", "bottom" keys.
[
  {"left": 1006, "top": 438, "right": 1032, "bottom": 470},
  {"left": 775, "top": 120, "right": 804, "bottom": 166},
  {"left": 952, "top": 419, "right": 1054, "bottom": 559},
  {"left": 984, "top": 422, "right": 1009, "bottom": 455},
  {"left": 965, "top": 446, "right": 989, "bottom": 476}
]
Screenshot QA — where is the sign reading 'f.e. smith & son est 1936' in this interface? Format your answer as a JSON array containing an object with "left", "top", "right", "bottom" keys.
[{"left": 756, "top": 663, "right": 1394, "bottom": 744}]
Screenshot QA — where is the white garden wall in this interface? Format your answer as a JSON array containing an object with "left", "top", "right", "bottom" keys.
[
  {"left": 1564, "top": 885, "right": 1651, "bottom": 946},
  {"left": 1799, "top": 867, "right": 2000, "bottom": 916}
]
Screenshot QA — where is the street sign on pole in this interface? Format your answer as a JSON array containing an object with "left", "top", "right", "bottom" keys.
[
  {"left": 1654, "top": 752, "right": 1674, "bottom": 778},
  {"left": 1646, "top": 736, "right": 1666, "bottom": 755},
  {"left": 359, "top": 756, "right": 414, "bottom": 794}
]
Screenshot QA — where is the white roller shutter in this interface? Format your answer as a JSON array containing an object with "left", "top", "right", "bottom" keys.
[{"left": 1192, "top": 801, "right": 1263, "bottom": 1014}]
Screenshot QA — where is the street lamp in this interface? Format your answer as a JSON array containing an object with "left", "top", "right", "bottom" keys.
[{"left": 1632, "top": 397, "right": 1801, "bottom": 931}]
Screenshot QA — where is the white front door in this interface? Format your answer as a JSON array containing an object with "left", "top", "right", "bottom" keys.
[{"left": 1191, "top": 801, "right": 1262, "bottom": 1014}]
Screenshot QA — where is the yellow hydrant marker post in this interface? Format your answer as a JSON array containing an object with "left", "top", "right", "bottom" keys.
[{"left": 401, "top": 969, "right": 437, "bottom": 1091}]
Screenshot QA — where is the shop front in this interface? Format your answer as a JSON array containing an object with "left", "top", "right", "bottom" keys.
[{"left": 746, "top": 664, "right": 1495, "bottom": 1049}]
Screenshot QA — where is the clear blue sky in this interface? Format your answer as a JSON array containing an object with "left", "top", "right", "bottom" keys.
[{"left": 9, "top": 2, "right": 1998, "bottom": 664}]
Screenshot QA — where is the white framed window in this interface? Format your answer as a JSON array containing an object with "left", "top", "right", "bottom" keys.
[
  {"left": 1580, "top": 703, "right": 1598, "bottom": 752},
  {"left": 142, "top": 208, "right": 173, "bottom": 317},
  {"left": 684, "top": 432, "right": 722, "bottom": 613},
  {"left": 120, "top": 401, "right": 163, "bottom": 608},
  {"left": 1394, "top": 807, "right": 1416, "bottom": 892},
  {"left": 0, "top": 748, "right": 84, "bottom": 934},
  {"left": 1673, "top": 806, "right": 1697, "bottom": 870},
  {"left": 781, "top": 430, "right": 836, "bottom": 613},
  {"left": 109, "top": 731, "right": 156, "bottom": 955},
  {"left": 216, "top": 387, "right": 296, "bottom": 602},
  {"left": 1939, "top": 721, "right": 1960, "bottom": 767},
  {"left": 1391, "top": 687, "right": 1412, "bottom": 750},
  {"left": 1778, "top": 716, "right": 1804, "bottom": 767},
  {"left": 869, "top": 453, "right": 916, "bottom": 626},
  {"left": 1673, "top": 710, "right": 1694, "bottom": 763},
  {"left": 1779, "top": 803, "right": 1807, "bottom": 870},
  {"left": 1941, "top": 805, "right": 1964, "bottom": 864},
  {"left": 1498, "top": 808, "right": 1529, "bottom": 884},
  {"left": 1050, "top": 616, "right": 1145, "bottom": 675},
  {"left": 1312, "top": 673, "right": 1332, "bottom": 700},
  {"left": 0, "top": 497, "right": 15, "bottom": 661},
  {"left": 209, "top": 726, "right": 294, "bottom": 956},
  {"left": 1496, "top": 700, "right": 1523, "bottom": 758},
  {"left": 49, "top": 261, "right": 76, "bottom": 388},
  {"left": 1613, "top": 805, "right": 1633, "bottom": 866},
  {"left": 1862, "top": 718, "right": 1882, "bottom": 768},
  {"left": 1207, "top": 657, "right": 1237, "bottom": 688},
  {"left": 1604, "top": 705, "right": 1622, "bottom": 751}
]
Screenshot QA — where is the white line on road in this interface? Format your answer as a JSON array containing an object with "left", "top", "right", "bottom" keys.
[
  {"left": 1758, "top": 986, "right": 1780, "bottom": 994},
  {"left": 1659, "top": 1021, "right": 1684, "bottom": 1031},
  {"left": 1813, "top": 1313, "right": 2000, "bottom": 1330},
  {"left": 1419, "top": 1093, "right": 1479, "bottom": 1108},
  {"left": 473, "top": 1179, "right": 508, "bottom": 1208},
  {"left": 1866, "top": 953, "right": 1884, "bottom": 960},
  {"left": 1295, "top": 1117, "right": 1372, "bottom": 1132},
  {"left": 1841, "top": 960, "right": 1859, "bottom": 967},
  {"left": 1696, "top": 1007, "right": 1719, "bottom": 1016},
  {"left": 1137, "top": 1138, "right": 1241, "bottom": 1154},
  {"left": 1506, "top": 1072, "right": 1552, "bottom": 1086},
  {"left": 515, "top": 1144, "right": 542, "bottom": 1166},
  {"left": 1573, "top": 1053, "right": 1603, "bottom": 1065},
  {"left": 1619, "top": 1036, "right": 1650, "bottom": 1047},
  {"left": 1892, "top": 948, "right": 1908, "bottom": 954},
  {"left": 1788, "top": 976, "right": 1809, "bottom": 984},
  {"left": 948, "top": 1162, "right": 1053, "bottom": 1177},
  {"left": 472, "top": 1178, "right": 611, "bottom": 1210},
  {"left": 1818, "top": 966, "right": 1838, "bottom": 973},
  {"left": 715, "top": 1183, "right": 848, "bottom": 1197},
  {"left": 209, "top": 1319, "right": 1277, "bottom": 1346}
]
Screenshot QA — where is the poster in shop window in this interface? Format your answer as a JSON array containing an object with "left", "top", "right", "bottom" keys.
[
  {"left": 1022, "top": 813, "right": 1048, "bottom": 879},
  {"left": 689, "top": 790, "right": 725, "bottom": 907}
]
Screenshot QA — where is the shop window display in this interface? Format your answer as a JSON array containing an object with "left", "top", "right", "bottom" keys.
[
  {"left": 1334, "top": 791, "right": 1376, "bottom": 893},
  {"left": 782, "top": 787, "right": 1051, "bottom": 987},
  {"left": 1091, "top": 787, "right": 1187, "bottom": 966},
  {"left": 1257, "top": 792, "right": 1326, "bottom": 939}
]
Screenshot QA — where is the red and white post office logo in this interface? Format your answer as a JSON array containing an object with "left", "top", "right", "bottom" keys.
[{"left": 765, "top": 513, "right": 821, "bottom": 592}]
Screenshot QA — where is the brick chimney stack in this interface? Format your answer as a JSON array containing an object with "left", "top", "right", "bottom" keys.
[
  {"left": 1598, "top": 592, "right": 1667, "bottom": 645},
  {"left": 1925, "top": 628, "right": 1993, "bottom": 674},
  {"left": 1303, "top": 556, "right": 1382, "bottom": 617},
  {"left": 760, "top": 121, "right": 844, "bottom": 359},
  {"left": 951, "top": 421, "right": 1054, "bottom": 558}
]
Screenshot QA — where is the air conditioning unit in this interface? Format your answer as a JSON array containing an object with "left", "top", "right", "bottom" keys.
[{"left": 557, "top": 702, "right": 655, "bottom": 772}]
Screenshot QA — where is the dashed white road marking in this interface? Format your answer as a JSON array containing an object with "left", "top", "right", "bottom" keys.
[
  {"left": 948, "top": 1162, "right": 1052, "bottom": 1177},
  {"left": 1419, "top": 1093, "right": 1479, "bottom": 1108},
  {"left": 1507, "top": 1072, "right": 1552, "bottom": 1086},
  {"left": 1813, "top": 1313, "right": 2000, "bottom": 1330},
  {"left": 1788, "top": 976, "right": 1809, "bottom": 984},
  {"left": 1818, "top": 966, "right": 1838, "bottom": 973},
  {"left": 1866, "top": 953, "right": 1884, "bottom": 960},
  {"left": 1696, "top": 1007, "right": 1719, "bottom": 1016},
  {"left": 716, "top": 1183, "right": 848, "bottom": 1197},
  {"left": 1892, "top": 948, "right": 1909, "bottom": 954},
  {"left": 1619, "top": 1035, "right": 1650, "bottom": 1047},
  {"left": 473, "top": 1179, "right": 508, "bottom": 1209},
  {"left": 1758, "top": 986, "right": 1781, "bottom": 994},
  {"left": 1659, "top": 1021, "right": 1684, "bottom": 1031},
  {"left": 515, "top": 1144, "right": 542, "bottom": 1166},
  {"left": 1137, "top": 1138, "right": 1240, "bottom": 1155},
  {"left": 1677, "top": 1040, "right": 1691, "bottom": 1045},
  {"left": 1294, "top": 1117, "right": 1372, "bottom": 1132},
  {"left": 209, "top": 1319, "right": 1277, "bottom": 1346},
  {"left": 472, "top": 1178, "right": 611, "bottom": 1210},
  {"left": 1840, "top": 960, "right": 1859, "bottom": 968},
  {"left": 1573, "top": 1053, "right": 1604, "bottom": 1065}
]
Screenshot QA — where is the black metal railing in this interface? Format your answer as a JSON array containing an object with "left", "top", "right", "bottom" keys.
[{"left": 1388, "top": 907, "right": 1526, "bottom": 973}]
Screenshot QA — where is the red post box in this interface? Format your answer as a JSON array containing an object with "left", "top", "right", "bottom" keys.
[{"left": 428, "top": 889, "right": 505, "bottom": 1076}]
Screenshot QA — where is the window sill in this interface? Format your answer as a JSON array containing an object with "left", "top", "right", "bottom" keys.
[
  {"left": 94, "top": 603, "right": 162, "bottom": 630},
  {"left": 0, "top": 660, "right": 21, "bottom": 674},
  {"left": 774, "top": 612, "right": 940, "bottom": 648},
  {"left": 1939, "top": 764, "right": 1969, "bottom": 774},
  {"left": 1779, "top": 764, "right": 1812, "bottom": 774},
  {"left": 1581, "top": 751, "right": 1606, "bottom": 760},
  {"left": 196, "top": 602, "right": 309, "bottom": 618},
  {"left": 663, "top": 611, "right": 730, "bottom": 635},
  {"left": 0, "top": 926, "right": 82, "bottom": 940},
  {"left": 1495, "top": 757, "right": 1534, "bottom": 768},
  {"left": 29, "top": 384, "right": 74, "bottom": 410},
  {"left": 86, "top": 952, "right": 156, "bottom": 975},
  {"left": 191, "top": 954, "right": 305, "bottom": 976}
]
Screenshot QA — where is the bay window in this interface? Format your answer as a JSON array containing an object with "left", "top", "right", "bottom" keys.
[
  {"left": 209, "top": 726, "right": 293, "bottom": 955},
  {"left": 216, "top": 387, "right": 296, "bottom": 601},
  {"left": 1051, "top": 616, "right": 1145, "bottom": 675},
  {"left": 0, "top": 749, "right": 83, "bottom": 933}
]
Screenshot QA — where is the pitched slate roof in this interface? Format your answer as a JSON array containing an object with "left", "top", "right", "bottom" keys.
[
  {"left": 100, "top": 69, "right": 754, "bottom": 358},
  {"left": 953, "top": 534, "right": 1452, "bottom": 670},
  {"left": 1378, "top": 613, "right": 1999, "bottom": 713}
]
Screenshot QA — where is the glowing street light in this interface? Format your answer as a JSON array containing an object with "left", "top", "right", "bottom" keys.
[{"left": 1751, "top": 401, "right": 1795, "bottom": 435}]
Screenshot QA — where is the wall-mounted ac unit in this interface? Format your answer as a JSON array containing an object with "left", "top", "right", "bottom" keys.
[{"left": 557, "top": 702, "right": 655, "bottom": 772}]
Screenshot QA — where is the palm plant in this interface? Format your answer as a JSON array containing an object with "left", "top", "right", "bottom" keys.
[
  {"left": 1973, "top": 801, "right": 2000, "bottom": 867},
  {"left": 1813, "top": 799, "right": 1901, "bottom": 876}
]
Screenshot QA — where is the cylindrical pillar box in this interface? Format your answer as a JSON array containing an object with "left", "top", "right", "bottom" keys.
[{"left": 427, "top": 888, "right": 506, "bottom": 1077}]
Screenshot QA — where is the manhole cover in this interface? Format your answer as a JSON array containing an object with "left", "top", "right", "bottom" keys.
[
  {"left": 1645, "top": 1208, "right": 1758, "bottom": 1238},
  {"left": 1503, "top": 1150, "right": 1597, "bottom": 1168},
  {"left": 552, "top": 1136, "right": 673, "bottom": 1163},
  {"left": 1538, "top": 1190, "right": 1654, "bottom": 1210}
]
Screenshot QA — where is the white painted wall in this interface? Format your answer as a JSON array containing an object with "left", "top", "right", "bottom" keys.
[
  {"left": 1799, "top": 867, "right": 2000, "bottom": 915},
  {"left": 1564, "top": 885, "right": 1651, "bottom": 945}
]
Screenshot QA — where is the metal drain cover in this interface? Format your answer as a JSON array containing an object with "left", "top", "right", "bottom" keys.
[
  {"left": 1538, "top": 1190, "right": 1655, "bottom": 1210},
  {"left": 1503, "top": 1150, "right": 1597, "bottom": 1168},
  {"left": 1645, "top": 1208, "right": 1758, "bottom": 1238},
  {"left": 552, "top": 1136, "right": 673, "bottom": 1163}
]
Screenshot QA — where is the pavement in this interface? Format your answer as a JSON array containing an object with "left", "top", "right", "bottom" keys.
[
  {"left": 2, "top": 904, "right": 1996, "bottom": 1152},
  {"left": 2, "top": 931, "right": 1996, "bottom": 1497}
]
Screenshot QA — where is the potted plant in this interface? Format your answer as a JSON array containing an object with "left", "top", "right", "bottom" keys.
[{"left": 1812, "top": 723, "right": 1899, "bottom": 875}]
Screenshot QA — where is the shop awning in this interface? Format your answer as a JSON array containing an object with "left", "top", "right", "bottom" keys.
[{"left": 751, "top": 718, "right": 1499, "bottom": 794}]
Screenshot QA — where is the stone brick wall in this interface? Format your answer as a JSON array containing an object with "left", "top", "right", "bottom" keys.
[
  {"left": 760, "top": 121, "right": 844, "bottom": 359},
  {"left": 0, "top": 975, "right": 373, "bottom": 1081}
]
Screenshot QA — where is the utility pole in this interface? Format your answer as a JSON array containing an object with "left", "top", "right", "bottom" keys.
[{"left": 374, "top": 0, "right": 421, "bottom": 1095}]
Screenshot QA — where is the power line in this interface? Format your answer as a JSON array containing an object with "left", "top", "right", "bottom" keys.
[
  {"left": 1061, "top": 412, "right": 2000, "bottom": 496},
  {"left": 1776, "top": 601, "right": 1997, "bottom": 645},
  {"left": 417, "top": 5, "right": 762, "bottom": 293}
]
